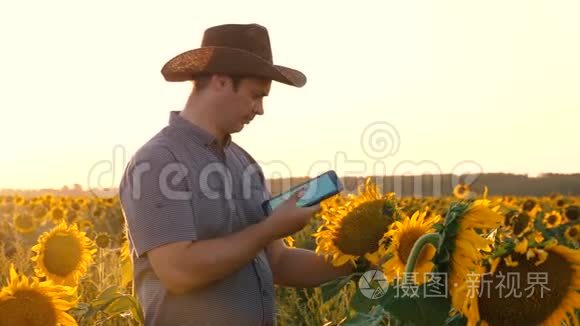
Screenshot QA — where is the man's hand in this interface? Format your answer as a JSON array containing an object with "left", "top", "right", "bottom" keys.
[{"left": 265, "top": 189, "right": 320, "bottom": 239}]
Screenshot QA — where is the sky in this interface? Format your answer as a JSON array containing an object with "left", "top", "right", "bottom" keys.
[{"left": 1, "top": 0, "right": 579, "bottom": 190}]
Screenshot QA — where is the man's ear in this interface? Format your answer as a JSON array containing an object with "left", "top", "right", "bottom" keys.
[{"left": 210, "top": 74, "right": 232, "bottom": 92}]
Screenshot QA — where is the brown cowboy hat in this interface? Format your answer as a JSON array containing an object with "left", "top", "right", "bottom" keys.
[{"left": 161, "top": 23, "right": 306, "bottom": 87}]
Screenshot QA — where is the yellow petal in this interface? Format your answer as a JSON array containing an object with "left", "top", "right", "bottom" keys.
[{"left": 514, "top": 238, "right": 528, "bottom": 254}]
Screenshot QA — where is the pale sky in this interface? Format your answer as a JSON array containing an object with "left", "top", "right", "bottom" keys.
[{"left": 1, "top": 0, "right": 579, "bottom": 190}]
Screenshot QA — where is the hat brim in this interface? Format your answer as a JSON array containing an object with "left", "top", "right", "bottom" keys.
[{"left": 161, "top": 46, "right": 306, "bottom": 87}]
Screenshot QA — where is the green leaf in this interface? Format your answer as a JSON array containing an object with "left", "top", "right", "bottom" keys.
[
  {"left": 67, "top": 302, "right": 91, "bottom": 321},
  {"left": 385, "top": 283, "right": 451, "bottom": 326},
  {"left": 320, "top": 273, "right": 355, "bottom": 302},
  {"left": 104, "top": 295, "right": 136, "bottom": 315},
  {"left": 491, "top": 239, "right": 515, "bottom": 258},
  {"left": 104, "top": 294, "right": 144, "bottom": 324},
  {"left": 343, "top": 305, "right": 386, "bottom": 326},
  {"left": 91, "top": 285, "right": 120, "bottom": 307},
  {"left": 349, "top": 288, "right": 380, "bottom": 313}
]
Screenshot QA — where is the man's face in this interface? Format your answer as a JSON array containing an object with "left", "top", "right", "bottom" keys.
[{"left": 215, "top": 77, "right": 271, "bottom": 134}]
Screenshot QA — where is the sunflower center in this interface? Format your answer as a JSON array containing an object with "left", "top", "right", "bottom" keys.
[
  {"left": 512, "top": 213, "right": 530, "bottom": 235},
  {"left": 546, "top": 215, "right": 558, "bottom": 225},
  {"left": 0, "top": 290, "right": 58, "bottom": 326},
  {"left": 52, "top": 208, "right": 64, "bottom": 220},
  {"left": 15, "top": 214, "right": 34, "bottom": 231},
  {"left": 478, "top": 252, "right": 573, "bottom": 325},
  {"left": 93, "top": 207, "right": 104, "bottom": 217},
  {"left": 568, "top": 227, "right": 578, "bottom": 238},
  {"left": 333, "top": 200, "right": 393, "bottom": 256},
  {"left": 522, "top": 199, "right": 536, "bottom": 212},
  {"left": 95, "top": 234, "right": 111, "bottom": 249},
  {"left": 565, "top": 205, "right": 579, "bottom": 221},
  {"left": 43, "top": 232, "right": 83, "bottom": 277}
]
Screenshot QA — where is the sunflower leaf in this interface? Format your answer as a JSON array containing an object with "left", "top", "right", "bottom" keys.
[
  {"left": 104, "top": 294, "right": 144, "bottom": 324},
  {"left": 320, "top": 273, "right": 356, "bottom": 302},
  {"left": 349, "top": 287, "right": 383, "bottom": 313},
  {"left": 384, "top": 283, "right": 451, "bottom": 326},
  {"left": 91, "top": 285, "right": 120, "bottom": 307},
  {"left": 343, "top": 305, "right": 386, "bottom": 326},
  {"left": 349, "top": 277, "right": 401, "bottom": 316},
  {"left": 491, "top": 239, "right": 515, "bottom": 258},
  {"left": 433, "top": 223, "right": 445, "bottom": 232}
]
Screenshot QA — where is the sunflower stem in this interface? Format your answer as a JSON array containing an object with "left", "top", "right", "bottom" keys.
[
  {"left": 404, "top": 233, "right": 441, "bottom": 280},
  {"left": 98, "top": 248, "right": 104, "bottom": 292}
]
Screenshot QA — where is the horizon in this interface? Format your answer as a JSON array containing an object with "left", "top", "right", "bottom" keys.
[
  {"left": 2, "top": 172, "right": 580, "bottom": 193},
  {"left": 2, "top": 0, "right": 579, "bottom": 189}
]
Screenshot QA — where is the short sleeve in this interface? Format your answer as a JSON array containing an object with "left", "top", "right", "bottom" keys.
[{"left": 119, "top": 145, "right": 197, "bottom": 257}]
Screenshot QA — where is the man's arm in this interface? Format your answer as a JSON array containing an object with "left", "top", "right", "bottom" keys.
[
  {"left": 149, "top": 218, "right": 276, "bottom": 295},
  {"left": 147, "top": 192, "right": 320, "bottom": 295},
  {"left": 267, "top": 239, "right": 354, "bottom": 288}
]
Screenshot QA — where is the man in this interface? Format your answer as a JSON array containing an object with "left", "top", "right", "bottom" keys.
[{"left": 119, "top": 23, "right": 353, "bottom": 326}]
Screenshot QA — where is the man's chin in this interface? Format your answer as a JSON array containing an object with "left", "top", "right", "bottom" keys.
[{"left": 232, "top": 122, "right": 245, "bottom": 133}]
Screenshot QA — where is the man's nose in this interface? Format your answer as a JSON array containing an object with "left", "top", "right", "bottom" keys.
[{"left": 254, "top": 100, "right": 264, "bottom": 115}]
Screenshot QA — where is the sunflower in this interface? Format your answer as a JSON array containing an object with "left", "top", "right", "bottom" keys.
[
  {"left": 565, "top": 225, "right": 580, "bottom": 243},
  {"left": 564, "top": 205, "right": 579, "bottom": 223},
  {"left": 380, "top": 210, "right": 441, "bottom": 285},
  {"left": 503, "top": 208, "right": 519, "bottom": 227},
  {"left": 0, "top": 264, "right": 77, "bottom": 325},
  {"left": 31, "top": 222, "right": 97, "bottom": 286},
  {"left": 543, "top": 210, "right": 563, "bottom": 228},
  {"left": 94, "top": 232, "right": 111, "bottom": 249},
  {"left": 313, "top": 178, "right": 398, "bottom": 267},
  {"left": 69, "top": 201, "right": 81, "bottom": 212},
  {"left": 67, "top": 209, "right": 79, "bottom": 224},
  {"left": 283, "top": 236, "right": 295, "bottom": 248},
  {"left": 92, "top": 206, "right": 105, "bottom": 219},
  {"left": 77, "top": 219, "right": 94, "bottom": 233},
  {"left": 101, "top": 197, "right": 115, "bottom": 206},
  {"left": 318, "top": 193, "right": 347, "bottom": 213},
  {"left": 32, "top": 204, "right": 48, "bottom": 222},
  {"left": 522, "top": 198, "right": 537, "bottom": 213},
  {"left": 14, "top": 196, "right": 24, "bottom": 206},
  {"left": 433, "top": 199, "right": 504, "bottom": 322},
  {"left": 555, "top": 197, "right": 567, "bottom": 208},
  {"left": 47, "top": 205, "right": 68, "bottom": 224},
  {"left": 476, "top": 244, "right": 580, "bottom": 325},
  {"left": 511, "top": 211, "right": 533, "bottom": 236},
  {"left": 13, "top": 213, "right": 36, "bottom": 234},
  {"left": 452, "top": 184, "right": 471, "bottom": 199}
]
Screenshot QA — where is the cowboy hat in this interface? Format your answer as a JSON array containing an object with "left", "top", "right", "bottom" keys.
[{"left": 161, "top": 23, "right": 306, "bottom": 87}]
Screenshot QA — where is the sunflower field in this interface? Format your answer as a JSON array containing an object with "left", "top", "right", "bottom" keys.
[{"left": 0, "top": 179, "right": 578, "bottom": 325}]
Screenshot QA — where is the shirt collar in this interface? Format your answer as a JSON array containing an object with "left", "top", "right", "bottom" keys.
[{"left": 169, "top": 111, "right": 232, "bottom": 148}]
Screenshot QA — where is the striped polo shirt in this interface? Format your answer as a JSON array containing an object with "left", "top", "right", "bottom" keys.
[{"left": 119, "top": 111, "right": 276, "bottom": 326}]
